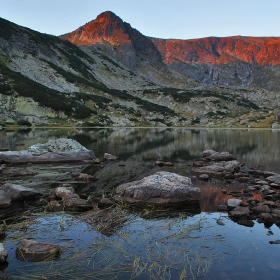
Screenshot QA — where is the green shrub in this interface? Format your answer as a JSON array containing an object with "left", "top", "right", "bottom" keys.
[{"left": 17, "top": 119, "right": 32, "bottom": 126}]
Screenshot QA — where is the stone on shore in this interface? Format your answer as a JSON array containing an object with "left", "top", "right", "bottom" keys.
[
  {"left": 251, "top": 205, "right": 270, "bottom": 214},
  {"left": 191, "top": 160, "right": 241, "bottom": 177},
  {"left": 0, "top": 183, "right": 40, "bottom": 201},
  {"left": 267, "top": 174, "right": 280, "bottom": 186},
  {"left": 104, "top": 153, "right": 118, "bottom": 161},
  {"left": 203, "top": 150, "right": 237, "bottom": 161},
  {"left": 62, "top": 197, "right": 92, "bottom": 211},
  {"left": 16, "top": 239, "right": 61, "bottom": 262},
  {"left": 0, "top": 243, "right": 8, "bottom": 263},
  {"left": 0, "top": 138, "right": 95, "bottom": 164},
  {"left": 227, "top": 198, "right": 242, "bottom": 208},
  {"left": 54, "top": 186, "right": 75, "bottom": 199},
  {"left": 114, "top": 171, "right": 200, "bottom": 207},
  {"left": 0, "top": 191, "right": 11, "bottom": 208},
  {"left": 229, "top": 206, "right": 250, "bottom": 218}
]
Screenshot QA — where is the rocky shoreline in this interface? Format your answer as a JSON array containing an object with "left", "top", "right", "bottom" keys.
[{"left": 0, "top": 138, "right": 280, "bottom": 274}]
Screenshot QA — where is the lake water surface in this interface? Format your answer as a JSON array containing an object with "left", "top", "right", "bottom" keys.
[{"left": 1, "top": 128, "right": 280, "bottom": 279}]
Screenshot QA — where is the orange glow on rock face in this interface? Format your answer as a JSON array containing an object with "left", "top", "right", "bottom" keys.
[
  {"left": 61, "top": 12, "right": 280, "bottom": 66},
  {"left": 61, "top": 11, "right": 131, "bottom": 46},
  {"left": 151, "top": 36, "right": 280, "bottom": 66}
]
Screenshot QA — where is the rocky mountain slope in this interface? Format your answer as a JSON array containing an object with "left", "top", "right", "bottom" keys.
[
  {"left": 151, "top": 36, "right": 280, "bottom": 89},
  {"left": 0, "top": 12, "right": 279, "bottom": 128}
]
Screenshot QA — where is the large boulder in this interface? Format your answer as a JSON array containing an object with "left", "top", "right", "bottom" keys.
[
  {"left": 114, "top": 171, "right": 200, "bottom": 207},
  {"left": 16, "top": 239, "right": 61, "bottom": 262},
  {"left": 0, "top": 183, "right": 40, "bottom": 201},
  {"left": 0, "top": 138, "right": 95, "bottom": 163},
  {"left": 0, "top": 191, "right": 11, "bottom": 208}
]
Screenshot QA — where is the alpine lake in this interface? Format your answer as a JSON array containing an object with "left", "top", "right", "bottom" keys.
[{"left": 0, "top": 127, "right": 280, "bottom": 280}]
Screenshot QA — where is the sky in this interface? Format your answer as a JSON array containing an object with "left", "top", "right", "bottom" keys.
[{"left": 1, "top": 0, "right": 280, "bottom": 40}]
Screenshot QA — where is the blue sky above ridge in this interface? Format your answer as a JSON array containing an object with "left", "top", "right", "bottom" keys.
[{"left": 1, "top": 0, "right": 280, "bottom": 40}]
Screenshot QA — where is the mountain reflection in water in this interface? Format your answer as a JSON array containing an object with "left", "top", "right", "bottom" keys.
[{"left": 1, "top": 128, "right": 279, "bottom": 173}]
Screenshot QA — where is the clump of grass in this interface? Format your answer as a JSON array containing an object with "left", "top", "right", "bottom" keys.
[{"left": 79, "top": 207, "right": 131, "bottom": 235}]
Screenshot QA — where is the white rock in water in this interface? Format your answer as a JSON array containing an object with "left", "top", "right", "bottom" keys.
[{"left": 28, "top": 138, "right": 89, "bottom": 153}]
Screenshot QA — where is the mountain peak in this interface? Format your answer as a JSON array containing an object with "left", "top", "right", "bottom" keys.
[
  {"left": 95, "top": 11, "right": 120, "bottom": 21},
  {"left": 61, "top": 11, "right": 131, "bottom": 46}
]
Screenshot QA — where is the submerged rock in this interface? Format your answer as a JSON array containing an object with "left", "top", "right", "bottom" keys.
[
  {"left": 0, "top": 183, "right": 40, "bottom": 201},
  {"left": 0, "top": 243, "right": 8, "bottom": 263},
  {"left": 114, "top": 171, "right": 200, "bottom": 207},
  {"left": 16, "top": 239, "right": 61, "bottom": 262},
  {"left": 0, "top": 138, "right": 95, "bottom": 164}
]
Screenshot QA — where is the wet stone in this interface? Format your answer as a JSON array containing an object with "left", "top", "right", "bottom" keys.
[
  {"left": 104, "top": 153, "right": 118, "bottom": 161},
  {"left": 230, "top": 206, "right": 250, "bottom": 218},
  {"left": 258, "top": 213, "right": 274, "bottom": 223},
  {"left": 98, "top": 198, "right": 114, "bottom": 208},
  {"left": 199, "top": 174, "right": 209, "bottom": 181},
  {"left": 45, "top": 201, "right": 63, "bottom": 212},
  {"left": 16, "top": 239, "right": 61, "bottom": 262},
  {"left": 252, "top": 205, "right": 270, "bottom": 214},
  {"left": 263, "top": 171, "right": 277, "bottom": 178},
  {"left": 115, "top": 171, "right": 200, "bottom": 207},
  {"left": 237, "top": 217, "right": 254, "bottom": 227},
  {"left": 263, "top": 189, "right": 276, "bottom": 195},
  {"left": 227, "top": 198, "right": 242, "bottom": 208},
  {"left": 62, "top": 197, "right": 92, "bottom": 211}
]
